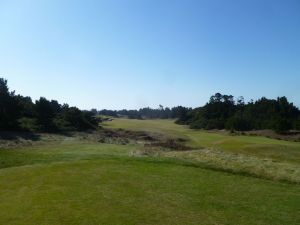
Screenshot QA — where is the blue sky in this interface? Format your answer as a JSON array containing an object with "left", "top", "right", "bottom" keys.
[{"left": 0, "top": 0, "right": 299, "bottom": 109}]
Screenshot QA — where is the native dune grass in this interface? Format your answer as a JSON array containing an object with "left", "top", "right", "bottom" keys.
[{"left": 0, "top": 119, "right": 299, "bottom": 224}]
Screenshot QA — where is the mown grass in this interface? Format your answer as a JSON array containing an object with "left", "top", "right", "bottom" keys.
[
  {"left": 0, "top": 156, "right": 299, "bottom": 225},
  {"left": 0, "top": 141, "right": 136, "bottom": 169},
  {"left": 0, "top": 120, "right": 299, "bottom": 224}
]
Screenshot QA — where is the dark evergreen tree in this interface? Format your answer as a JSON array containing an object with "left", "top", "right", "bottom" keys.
[
  {"left": 187, "top": 93, "right": 300, "bottom": 133},
  {"left": 0, "top": 78, "right": 21, "bottom": 130}
]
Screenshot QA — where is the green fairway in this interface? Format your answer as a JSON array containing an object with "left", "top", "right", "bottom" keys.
[
  {"left": 103, "top": 119, "right": 300, "bottom": 159},
  {"left": 0, "top": 152, "right": 299, "bottom": 225},
  {"left": 0, "top": 119, "right": 299, "bottom": 224},
  {"left": 104, "top": 119, "right": 300, "bottom": 183}
]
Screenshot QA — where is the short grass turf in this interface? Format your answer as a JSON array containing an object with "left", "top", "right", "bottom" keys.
[
  {"left": 0, "top": 157, "right": 299, "bottom": 225},
  {"left": 0, "top": 119, "right": 300, "bottom": 224}
]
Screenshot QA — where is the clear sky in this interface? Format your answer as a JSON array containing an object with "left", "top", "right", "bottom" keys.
[{"left": 1, "top": 0, "right": 299, "bottom": 110}]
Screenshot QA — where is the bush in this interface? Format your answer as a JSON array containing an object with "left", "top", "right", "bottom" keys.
[
  {"left": 18, "top": 117, "right": 39, "bottom": 132},
  {"left": 273, "top": 118, "right": 292, "bottom": 134}
]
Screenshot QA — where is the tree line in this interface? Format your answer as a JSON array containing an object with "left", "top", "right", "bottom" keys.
[
  {"left": 0, "top": 78, "right": 99, "bottom": 132},
  {"left": 98, "top": 105, "right": 191, "bottom": 120},
  {"left": 98, "top": 94, "right": 300, "bottom": 134},
  {"left": 176, "top": 93, "right": 300, "bottom": 133},
  {"left": 1, "top": 77, "right": 299, "bottom": 134}
]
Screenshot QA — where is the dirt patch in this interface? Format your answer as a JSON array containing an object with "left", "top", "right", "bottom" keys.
[
  {"left": 145, "top": 138, "right": 193, "bottom": 151},
  {"left": 0, "top": 128, "right": 193, "bottom": 151},
  {"left": 75, "top": 129, "right": 193, "bottom": 151}
]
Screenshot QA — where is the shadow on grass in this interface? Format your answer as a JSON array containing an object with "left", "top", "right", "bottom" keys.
[{"left": 0, "top": 131, "right": 41, "bottom": 141}]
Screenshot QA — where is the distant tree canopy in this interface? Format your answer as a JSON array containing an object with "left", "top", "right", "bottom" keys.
[
  {"left": 179, "top": 93, "right": 300, "bottom": 133},
  {"left": 1, "top": 78, "right": 299, "bottom": 134},
  {"left": 0, "top": 78, "right": 100, "bottom": 132},
  {"left": 98, "top": 106, "right": 192, "bottom": 121}
]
